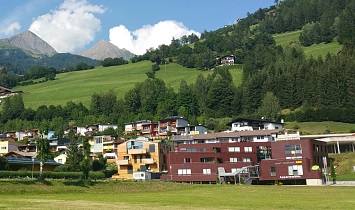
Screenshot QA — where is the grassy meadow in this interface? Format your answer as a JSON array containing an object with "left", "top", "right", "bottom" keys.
[
  {"left": 12, "top": 61, "right": 243, "bottom": 109},
  {"left": 273, "top": 30, "right": 342, "bottom": 58},
  {"left": 284, "top": 121, "right": 355, "bottom": 135},
  {"left": 1, "top": 180, "right": 355, "bottom": 209}
]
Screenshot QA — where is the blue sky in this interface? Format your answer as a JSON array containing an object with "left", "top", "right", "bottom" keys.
[{"left": 0, "top": 0, "right": 276, "bottom": 55}]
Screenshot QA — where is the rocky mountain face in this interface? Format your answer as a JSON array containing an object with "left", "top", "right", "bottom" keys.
[
  {"left": 76, "top": 40, "right": 135, "bottom": 61},
  {"left": 0, "top": 30, "right": 57, "bottom": 56}
]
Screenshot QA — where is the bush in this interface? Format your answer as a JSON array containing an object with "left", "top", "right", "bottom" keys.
[{"left": 0, "top": 171, "right": 105, "bottom": 180}]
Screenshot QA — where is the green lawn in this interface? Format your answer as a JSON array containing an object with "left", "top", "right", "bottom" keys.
[
  {"left": 1, "top": 180, "right": 355, "bottom": 209},
  {"left": 284, "top": 121, "right": 355, "bottom": 135},
  {"left": 12, "top": 61, "right": 243, "bottom": 109},
  {"left": 273, "top": 30, "right": 302, "bottom": 47},
  {"left": 273, "top": 30, "right": 342, "bottom": 58}
]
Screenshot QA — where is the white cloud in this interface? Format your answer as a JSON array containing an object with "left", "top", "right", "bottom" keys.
[
  {"left": 29, "top": 0, "right": 105, "bottom": 53},
  {"left": 0, "top": 22, "right": 21, "bottom": 35},
  {"left": 109, "top": 20, "right": 200, "bottom": 55}
]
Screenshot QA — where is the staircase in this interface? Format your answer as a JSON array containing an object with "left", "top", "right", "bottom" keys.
[{"left": 218, "top": 165, "right": 260, "bottom": 185}]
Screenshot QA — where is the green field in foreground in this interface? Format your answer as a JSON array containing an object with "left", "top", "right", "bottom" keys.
[
  {"left": 1, "top": 180, "right": 355, "bottom": 209},
  {"left": 13, "top": 61, "right": 243, "bottom": 109}
]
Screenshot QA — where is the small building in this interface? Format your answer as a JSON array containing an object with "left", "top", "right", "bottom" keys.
[
  {"left": 114, "top": 139, "right": 169, "bottom": 180},
  {"left": 158, "top": 116, "right": 189, "bottom": 136},
  {"left": 4, "top": 151, "right": 61, "bottom": 171},
  {"left": 133, "top": 171, "right": 152, "bottom": 181},
  {"left": 0, "top": 140, "right": 23, "bottom": 156},
  {"left": 220, "top": 55, "right": 235, "bottom": 66},
  {"left": 228, "top": 118, "right": 284, "bottom": 132},
  {"left": 125, "top": 120, "right": 158, "bottom": 137}
]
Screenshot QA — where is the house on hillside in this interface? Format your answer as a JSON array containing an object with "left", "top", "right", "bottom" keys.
[
  {"left": 0, "top": 86, "right": 24, "bottom": 99},
  {"left": 65, "top": 126, "right": 87, "bottom": 136},
  {"left": 0, "top": 140, "right": 23, "bottom": 156},
  {"left": 227, "top": 118, "right": 284, "bottom": 132},
  {"left": 219, "top": 55, "right": 235, "bottom": 66},
  {"left": 158, "top": 116, "right": 189, "bottom": 136},
  {"left": 125, "top": 120, "right": 158, "bottom": 137},
  {"left": 91, "top": 135, "right": 123, "bottom": 162}
]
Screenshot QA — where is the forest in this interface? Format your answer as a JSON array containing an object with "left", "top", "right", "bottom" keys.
[{"left": 1, "top": 0, "right": 355, "bottom": 134}]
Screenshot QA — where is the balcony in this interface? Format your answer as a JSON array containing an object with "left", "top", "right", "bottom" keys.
[
  {"left": 142, "top": 158, "right": 155, "bottom": 164},
  {"left": 128, "top": 148, "right": 147, "bottom": 154},
  {"left": 142, "top": 129, "right": 150, "bottom": 133},
  {"left": 116, "top": 159, "right": 131, "bottom": 165}
]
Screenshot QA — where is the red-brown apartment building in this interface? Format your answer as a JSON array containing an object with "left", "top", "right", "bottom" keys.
[{"left": 161, "top": 130, "right": 327, "bottom": 185}]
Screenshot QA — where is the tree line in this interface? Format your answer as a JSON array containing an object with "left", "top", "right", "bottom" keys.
[{"left": 2, "top": 0, "right": 355, "bottom": 134}]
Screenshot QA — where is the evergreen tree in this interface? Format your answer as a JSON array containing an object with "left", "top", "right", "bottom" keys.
[
  {"left": 81, "top": 136, "right": 91, "bottom": 180},
  {"left": 65, "top": 128, "right": 82, "bottom": 172}
]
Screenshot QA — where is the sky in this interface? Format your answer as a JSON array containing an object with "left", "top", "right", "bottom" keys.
[{"left": 0, "top": 0, "right": 276, "bottom": 55}]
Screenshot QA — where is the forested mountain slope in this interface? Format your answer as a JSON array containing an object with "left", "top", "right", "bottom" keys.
[{"left": 1, "top": 0, "right": 355, "bottom": 133}]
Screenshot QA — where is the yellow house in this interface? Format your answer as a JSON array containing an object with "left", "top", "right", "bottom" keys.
[
  {"left": 0, "top": 140, "right": 22, "bottom": 156},
  {"left": 114, "top": 139, "right": 168, "bottom": 180}
]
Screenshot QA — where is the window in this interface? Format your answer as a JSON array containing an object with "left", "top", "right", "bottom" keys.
[
  {"left": 229, "top": 158, "right": 238, "bottom": 163},
  {"left": 228, "top": 147, "right": 240, "bottom": 152},
  {"left": 186, "top": 148, "right": 197, "bottom": 152},
  {"left": 149, "top": 144, "right": 155, "bottom": 153},
  {"left": 127, "top": 141, "right": 143, "bottom": 150},
  {"left": 178, "top": 169, "right": 191, "bottom": 175},
  {"left": 257, "top": 136, "right": 264, "bottom": 140},
  {"left": 200, "top": 148, "right": 206, "bottom": 152},
  {"left": 203, "top": 169, "right": 211, "bottom": 175},
  {"left": 146, "top": 153, "right": 151, "bottom": 158},
  {"left": 285, "top": 145, "right": 302, "bottom": 154},
  {"left": 127, "top": 165, "right": 133, "bottom": 174},
  {"left": 242, "top": 157, "right": 251, "bottom": 162},
  {"left": 184, "top": 158, "right": 191, "bottom": 163},
  {"left": 1, "top": 146, "right": 6, "bottom": 150},
  {"left": 95, "top": 137, "right": 102, "bottom": 144},
  {"left": 123, "top": 156, "right": 129, "bottom": 160},
  {"left": 200, "top": 157, "right": 214, "bottom": 163},
  {"left": 244, "top": 147, "right": 252, "bottom": 153},
  {"left": 134, "top": 156, "right": 137, "bottom": 164},
  {"left": 288, "top": 165, "right": 303, "bottom": 175},
  {"left": 58, "top": 159, "right": 62, "bottom": 164},
  {"left": 270, "top": 167, "right": 276, "bottom": 176}
]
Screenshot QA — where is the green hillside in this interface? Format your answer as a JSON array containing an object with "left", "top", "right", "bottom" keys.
[
  {"left": 284, "top": 121, "right": 355, "bottom": 135},
  {"left": 273, "top": 30, "right": 342, "bottom": 57},
  {"left": 13, "top": 61, "right": 243, "bottom": 108}
]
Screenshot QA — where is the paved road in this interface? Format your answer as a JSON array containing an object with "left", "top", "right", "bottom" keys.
[{"left": 330, "top": 181, "right": 355, "bottom": 186}]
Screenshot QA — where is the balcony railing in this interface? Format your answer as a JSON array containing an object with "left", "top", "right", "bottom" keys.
[
  {"left": 116, "top": 159, "right": 130, "bottom": 165},
  {"left": 128, "top": 148, "right": 147, "bottom": 154},
  {"left": 142, "top": 158, "right": 155, "bottom": 164}
]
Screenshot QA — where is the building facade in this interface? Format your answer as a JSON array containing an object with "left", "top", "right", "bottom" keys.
[
  {"left": 114, "top": 139, "right": 169, "bottom": 180},
  {"left": 161, "top": 131, "right": 325, "bottom": 185}
]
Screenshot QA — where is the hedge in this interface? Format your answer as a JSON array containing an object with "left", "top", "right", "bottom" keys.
[{"left": 0, "top": 171, "right": 105, "bottom": 180}]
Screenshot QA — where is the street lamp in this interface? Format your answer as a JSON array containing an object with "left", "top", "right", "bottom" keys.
[
  {"left": 31, "top": 157, "right": 35, "bottom": 180},
  {"left": 170, "top": 165, "right": 172, "bottom": 181}
]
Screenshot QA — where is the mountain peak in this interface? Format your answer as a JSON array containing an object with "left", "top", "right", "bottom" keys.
[
  {"left": 1, "top": 30, "right": 57, "bottom": 56},
  {"left": 76, "top": 40, "right": 135, "bottom": 61}
]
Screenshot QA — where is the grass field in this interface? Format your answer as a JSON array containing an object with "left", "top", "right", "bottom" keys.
[
  {"left": 1, "top": 180, "right": 355, "bottom": 209},
  {"left": 12, "top": 61, "right": 243, "bottom": 109},
  {"left": 284, "top": 121, "right": 355, "bottom": 135},
  {"left": 273, "top": 30, "right": 342, "bottom": 58}
]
